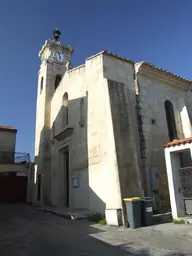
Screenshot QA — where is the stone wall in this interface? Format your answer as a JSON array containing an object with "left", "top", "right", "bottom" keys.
[
  {"left": 136, "top": 72, "right": 192, "bottom": 211},
  {"left": 0, "top": 164, "right": 27, "bottom": 173},
  {"left": 35, "top": 47, "right": 192, "bottom": 215},
  {"left": 50, "top": 64, "right": 87, "bottom": 208},
  {"left": 86, "top": 56, "right": 122, "bottom": 213},
  {"left": 102, "top": 55, "right": 144, "bottom": 222},
  {"left": 107, "top": 79, "right": 144, "bottom": 223},
  {"left": 50, "top": 54, "right": 123, "bottom": 214},
  {"left": 34, "top": 45, "right": 69, "bottom": 205},
  {"left": 102, "top": 55, "right": 142, "bottom": 186},
  {"left": 0, "top": 130, "right": 16, "bottom": 153}
]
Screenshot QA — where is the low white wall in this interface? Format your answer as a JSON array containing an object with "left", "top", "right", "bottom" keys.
[
  {"left": 0, "top": 164, "right": 28, "bottom": 173},
  {"left": 0, "top": 130, "right": 17, "bottom": 152},
  {"left": 165, "top": 143, "right": 192, "bottom": 218}
]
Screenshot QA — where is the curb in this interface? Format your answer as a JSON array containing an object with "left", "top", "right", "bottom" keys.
[{"left": 38, "top": 207, "right": 90, "bottom": 220}]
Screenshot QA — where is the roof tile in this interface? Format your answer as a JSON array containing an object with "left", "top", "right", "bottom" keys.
[
  {"left": 164, "top": 137, "right": 192, "bottom": 148},
  {"left": 87, "top": 50, "right": 191, "bottom": 82}
]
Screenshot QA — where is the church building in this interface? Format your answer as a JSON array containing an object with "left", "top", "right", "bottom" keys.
[{"left": 34, "top": 29, "right": 192, "bottom": 221}]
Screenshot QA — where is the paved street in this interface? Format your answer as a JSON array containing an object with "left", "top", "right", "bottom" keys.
[{"left": 0, "top": 204, "right": 191, "bottom": 256}]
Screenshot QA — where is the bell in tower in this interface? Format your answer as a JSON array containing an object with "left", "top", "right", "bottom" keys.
[{"left": 53, "top": 28, "right": 61, "bottom": 42}]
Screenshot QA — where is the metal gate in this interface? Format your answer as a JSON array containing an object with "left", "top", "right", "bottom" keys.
[
  {"left": 0, "top": 173, "right": 27, "bottom": 203},
  {"left": 179, "top": 167, "right": 192, "bottom": 214}
]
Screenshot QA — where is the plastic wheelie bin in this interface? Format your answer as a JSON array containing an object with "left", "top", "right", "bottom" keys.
[
  {"left": 123, "top": 197, "right": 141, "bottom": 228},
  {"left": 141, "top": 197, "right": 153, "bottom": 226}
]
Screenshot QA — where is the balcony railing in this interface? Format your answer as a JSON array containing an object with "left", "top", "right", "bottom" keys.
[{"left": 0, "top": 151, "right": 30, "bottom": 164}]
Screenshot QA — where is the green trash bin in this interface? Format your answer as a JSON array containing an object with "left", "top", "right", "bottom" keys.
[
  {"left": 141, "top": 197, "right": 153, "bottom": 226},
  {"left": 123, "top": 197, "right": 141, "bottom": 228}
]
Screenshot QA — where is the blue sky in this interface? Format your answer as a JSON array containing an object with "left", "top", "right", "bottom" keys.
[{"left": 0, "top": 0, "right": 192, "bottom": 159}]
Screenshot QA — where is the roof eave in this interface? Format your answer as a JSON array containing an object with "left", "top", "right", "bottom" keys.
[
  {"left": 86, "top": 50, "right": 134, "bottom": 64},
  {"left": 135, "top": 61, "right": 192, "bottom": 90}
]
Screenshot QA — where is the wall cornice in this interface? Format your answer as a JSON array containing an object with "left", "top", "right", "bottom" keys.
[
  {"left": 136, "top": 62, "right": 191, "bottom": 90},
  {"left": 54, "top": 126, "right": 73, "bottom": 141},
  {"left": 39, "top": 39, "right": 74, "bottom": 59}
]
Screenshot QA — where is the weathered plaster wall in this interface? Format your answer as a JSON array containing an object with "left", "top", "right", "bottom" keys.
[
  {"left": 86, "top": 55, "right": 122, "bottom": 213},
  {"left": 50, "top": 54, "right": 123, "bottom": 214},
  {"left": 137, "top": 72, "right": 192, "bottom": 211},
  {"left": 0, "top": 130, "right": 17, "bottom": 153},
  {"left": 35, "top": 44, "right": 192, "bottom": 217},
  {"left": 34, "top": 67, "right": 47, "bottom": 163},
  {"left": 184, "top": 88, "right": 192, "bottom": 136},
  {"left": 0, "top": 164, "right": 27, "bottom": 173},
  {"left": 34, "top": 52, "right": 68, "bottom": 205},
  {"left": 107, "top": 80, "right": 144, "bottom": 223},
  {"left": 102, "top": 56, "right": 143, "bottom": 186},
  {"left": 102, "top": 55, "right": 144, "bottom": 222},
  {"left": 50, "top": 64, "right": 87, "bottom": 208},
  {"left": 34, "top": 65, "right": 48, "bottom": 206}
]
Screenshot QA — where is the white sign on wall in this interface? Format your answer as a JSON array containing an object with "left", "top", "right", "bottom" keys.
[
  {"left": 72, "top": 176, "right": 79, "bottom": 188},
  {"left": 146, "top": 207, "right": 152, "bottom": 212}
]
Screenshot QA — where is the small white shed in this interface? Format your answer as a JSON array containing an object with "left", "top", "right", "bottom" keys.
[{"left": 164, "top": 137, "right": 192, "bottom": 219}]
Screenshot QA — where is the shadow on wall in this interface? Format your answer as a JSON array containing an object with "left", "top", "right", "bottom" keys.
[
  {"left": 34, "top": 124, "right": 50, "bottom": 204},
  {"left": 108, "top": 79, "right": 144, "bottom": 224},
  {"left": 33, "top": 91, "right": 106, "bottom": 214}
]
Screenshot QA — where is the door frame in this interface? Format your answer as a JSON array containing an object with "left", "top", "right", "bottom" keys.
[
  {"left": 59, "top": 145, "right": 70, "bottom": 207},
  {"left": 37, "top": 173, "right": 42, "bottom": 202}
]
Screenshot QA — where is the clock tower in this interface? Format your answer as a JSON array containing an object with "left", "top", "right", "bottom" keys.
[{"left": 34, "top": 29, "right": 73, "bottom": 205}]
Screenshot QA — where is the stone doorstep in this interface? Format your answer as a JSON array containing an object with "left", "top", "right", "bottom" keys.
[
  {"left": 37, "top": 206, "right": 93, "bottom": 220},
  {"left": 153, "top": 212, "right": 172, "bottom": 224}
]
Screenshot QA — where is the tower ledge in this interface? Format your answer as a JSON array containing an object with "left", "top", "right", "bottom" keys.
[{"left": 39, "top": 39, "right": 74, "bottom": 59}]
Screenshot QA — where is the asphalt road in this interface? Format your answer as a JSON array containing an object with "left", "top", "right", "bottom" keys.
[
  {"left": 0, "top": 204, "right": 190, "bottom": 256},
  {"left": 0, "top": 204, "right": 130, "bottom": 256}
]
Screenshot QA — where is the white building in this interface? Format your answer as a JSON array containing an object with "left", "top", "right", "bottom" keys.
[
  {"left": 165, "top": 137, "right": 192, "bottom": 220},
  {"left": 34, "top": 29, "right": 192, "bottom": 223}
]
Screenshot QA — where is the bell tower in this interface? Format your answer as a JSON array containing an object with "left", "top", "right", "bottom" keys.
[{"left": 34, "top": 29, "right": 73, "bottom": 205}]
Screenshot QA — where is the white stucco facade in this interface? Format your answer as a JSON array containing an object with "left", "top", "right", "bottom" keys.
[{"left": 34, "top": 32, "right": 192, "bottom": 223}]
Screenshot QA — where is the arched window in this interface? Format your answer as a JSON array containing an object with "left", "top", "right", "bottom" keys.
[
  {"left": 40, "top": 77, "right": 43, "bottom": 93},
  {"left": 80, "top": 98, "right": 85, "bottom": 122},
  {"left": 165, "top": 100, "right": 178, "bottom": 141},
  {"left": 55, "top": 74, "right": 62, "bottom": 90},
  {"left": 79, "top": 98, "right": 85, "bottom": 127},
  {"left": 62, "top": 93, "right": 68, "bottom": 127}
]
